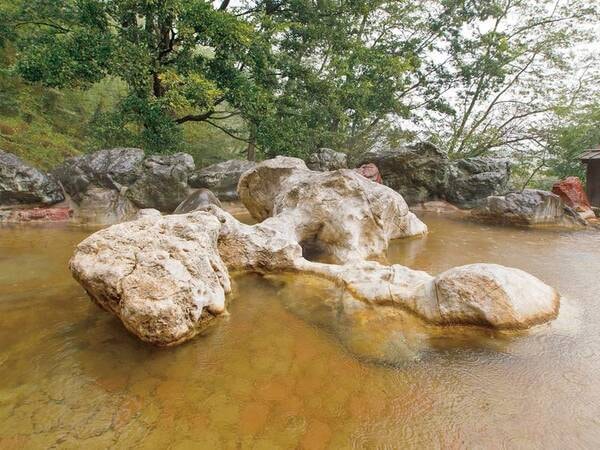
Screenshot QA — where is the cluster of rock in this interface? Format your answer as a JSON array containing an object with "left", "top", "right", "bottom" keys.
[
  {"left": 52, "top": 148, "right": 195, "bottom": 223},
  {"left": 357, "top": 143, "right": 511, "bottom": 207},
  {"left": 70, "top": 157, "right": 560, "bottom": 346},
  {"left": 0, "top": 148, "right": 252, "bottom": 224},
  {"left": 472, "top": 189, "right": 588, "bottom": 227},
  {"left": 2, "top": 146, "right": 595, "bottom": 230}
]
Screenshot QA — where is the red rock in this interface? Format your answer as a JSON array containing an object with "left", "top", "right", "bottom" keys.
[
  {"left": 552, "top": 177, "right": 595, "bottom": 219},
  {"left": 5, "top": 206, "right": 73, "bottom": 223},
  {"left": 354, "top": 163, "right": 382, "bottom": 184}
]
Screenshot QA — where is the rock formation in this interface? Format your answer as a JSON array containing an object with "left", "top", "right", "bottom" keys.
[
  {"left": 358, "top": 143, "right": 510, "bottom": 206},
  {"left": 306, "top": 148, "right": 348, "bottom": 171},
  {"left": 53, "top": 148, "right": 195, "bottom": 223},
  {"left": 354, "top": 163, "right": 382, "bottom": 183},
  {"left": 174, "top": 188, "right": 222, "bottom": 214},
  {"left": 472, "top": 189, "right": 587, "bottom": 227},
  {"left": 0, "top": 150, "right": 64, "bottom": 206},
  {"left": 552, "top": 177, "right": 595, "bottom": 220},
  {"left": 237, "top": 157, "right": 427, "bottom": 263},
  {"left": 126, "top": 153, "right": 195, "bottom": 212},
  {"left": 70, "top": 212, "right": 231, "bottom": 346},
  {"left": 189, "top": 159, "right": 256, "bottom": 200},
  {"left": 71, "top": 157, "right": 560, "bottom": 346},
  {"left": 445, "top": 157, "right": 511, "bottom": 207}
]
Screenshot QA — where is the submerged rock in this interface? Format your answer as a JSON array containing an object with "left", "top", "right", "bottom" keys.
[
  {"left": 552, "top": 177, "right": 595, "bottom": 220},
  {"left": 70, "top": 212, "right": 231, "bottom": 346},
  {"left": 472, "top": 189, "right": 586, "bottom": 227},
  {"left": 295, "top": 260, "right": 559, "bottom": 329},
  {"left": 189, "top": 159, "right": 256, "bottom": 200},
  {"left": 0, "top": 150, "right": 65, "bottom": 206},
  {"left": 306, "top": 148, "right": 348, "bottom": 171},
  {"left": 174, "top": 188, "right": 222, "bottom": 214}
]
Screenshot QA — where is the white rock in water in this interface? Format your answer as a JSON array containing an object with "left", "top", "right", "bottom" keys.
[
  {"left": 70, "top": 158, "right": 560, "bottom": 347},
  {"left": 70, "top": 211, "right": 230, "bottom": 346},
  {"left": 238, "top": 156, "right": 427, "bottom": 263},
  {"left": 434, "top": 263, "right": 560, "bottom": 328}
]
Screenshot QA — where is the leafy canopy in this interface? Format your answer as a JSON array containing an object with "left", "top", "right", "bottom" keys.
[{"left": 9, "top": 0, "right": 275, "bottom": 152}]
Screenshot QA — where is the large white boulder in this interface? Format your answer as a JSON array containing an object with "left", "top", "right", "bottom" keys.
[
  {"left": 238, "top": 156, "right": 427, "bottom": 263},
  {"left": 70, "top": 212, "right": 230, "bottom": 346}
]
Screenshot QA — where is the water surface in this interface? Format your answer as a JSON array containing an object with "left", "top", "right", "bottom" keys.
[{"left": 1, "top": 213, "right": 599, "bottom": 448}]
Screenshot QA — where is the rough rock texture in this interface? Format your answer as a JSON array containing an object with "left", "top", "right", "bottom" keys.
[
  {"left": 552, "top": 177, "right": 595, "bottom": 220},
  {"left": 294, "top": 260, "right": 559, "bottom": 329},
  {"left": 358, "top": 143, "right": 449, "bottom": 204},
  {"left": 0, "top": 150, "right": 64, "bottom": 206},
  {"left": 189, "top": 159, "right": 256, "bottom": 200},
  {"left": 354, "top": 163, "right": 382, "bottom": 183},
  {"left": 433, "top": 264, "right": 559, "bottom": 328},
  {"left": 174, "top": 188, "right": 222, "bottom": 214},
  {"left": 53, "top": 148, "right": 145, "bottom": 201},
  {"left": 71, "top": 158, "right": 560, "bottom": 346},
  {"left": 126, "top": 153, "right": 194, "bottom": 212},
  {"left": 238, "top": 156, "right": 427, "bottom": 263},
  {"left": 53, "top": 148, "right": 195, "bottom": 221},
  {"left": 75, "top": 186, "right": 139, "bottom": 225},
  {"left": 306, "top": 148, "right": 348, "bottom": 171},
  {"left": 472, "top": 189, "right": 587, "bottom": 227},
  {"left": 358, "top": 143, "right": 510, "bottom": 206},
  {"left": 446, "top": 158, "right": 511, "bottom": 207},
  {"left": 0, "top": 206, "right": 72, "bottom": 223},
  {"left": 70, "top": 212, "right": 231, "bottom": 346}
]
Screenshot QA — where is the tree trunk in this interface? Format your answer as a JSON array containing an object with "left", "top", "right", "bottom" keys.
[{"left": 246, "top": 127, "right": 256, "bottom": 161}]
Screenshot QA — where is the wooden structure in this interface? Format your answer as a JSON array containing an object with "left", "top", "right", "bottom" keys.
[{"left": 581, "top": 146, "right": 600, "bottom": 207}]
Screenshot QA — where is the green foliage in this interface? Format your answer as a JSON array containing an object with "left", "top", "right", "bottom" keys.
[
  {"left": 1, "top": 0, "right": 598, "bottom": 177},
  {"left": 546, "top": 102, "right": 600, "bottom": 180},
  {"left": 7, "top": 0, "right": 274, "bottom": 153}
]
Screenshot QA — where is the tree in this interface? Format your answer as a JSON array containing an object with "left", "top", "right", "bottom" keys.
[
  {"left": 8, "top": 0, "right": 276, "bottom": 154},
  {"left": 413, "top": 0, "right": 599, "bottom": 160},
  {"left": 240, "top": 0, "right": 461, "bottom": 158}
]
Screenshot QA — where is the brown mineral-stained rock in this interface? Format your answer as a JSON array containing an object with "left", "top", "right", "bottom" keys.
[
  {"left": 0, "top": 206, "right": 73, "bottom": 223},
  {"left": 552, "top": 177, "right": 595, "bottom": 220},
  {"left": 69, "top": 212, "right": 231, "bottom": 346},
  {"left": 353, "top": 163, "right": 382, "bottom": 184}
]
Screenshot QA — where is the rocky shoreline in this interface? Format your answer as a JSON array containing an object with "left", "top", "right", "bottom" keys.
[{"left": 1, "top": 147, "right": 597, "bottom": 229}]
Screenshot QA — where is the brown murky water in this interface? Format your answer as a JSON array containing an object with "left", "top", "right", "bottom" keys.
[{"left": 1, "top": 212, "right": 599, "bottom": 449}]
